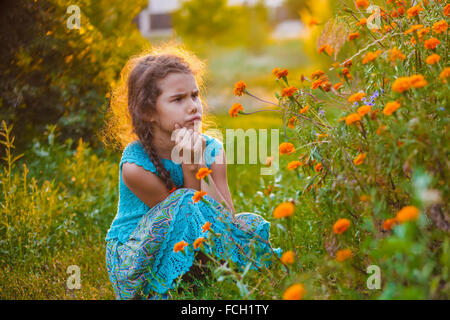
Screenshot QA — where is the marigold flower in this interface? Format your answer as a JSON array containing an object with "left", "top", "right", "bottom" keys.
[
  {"left": 432, "top": 20, "right": 448, "bottom": 34},
  {"left": 343, "top": 60, "right": 353, "bottom": 68},
  {"left": 397, "top": 6, "right": 405, "bottom": 16},
  {"left": 445, "top": 4, "right": 450, "bottom": 17},
  {"left": 273, "top": 68, "right": 289, "bottom": 79},
  {"left": 287, "top": 160, "right": 303, "bottom": 170},
  {"left": 360, "top": 195, "right": 371, "bottom": 202},
  {"left": 356, "top": 18, "right": 367, "bottom": 27},
  {"left": 287, "top": 117, "right": 297, "bottom": 129},
  {"left": 353, "top": 153, "right": 367, "bottom": 166},
  {"left": 409, "top": 74, "right": 427, "bottom": 88},
  {"left": 389, "top": 47, "right": 406, "bottom": 62},
  {"left": 336, "top": 249, "right": 352, "bottom": 262},
  {"left": 357, "top": 105, "right": 371, "bottom": 116},
  {"left": 281, "top": 86, "right": 298, "bottom": 97},
  {"left": 383, "top": 101, "right": 401, "bottom": 116},
  {"left": 424, "top": 37, "right": 441, "bottom": 50},
  {"left": 417, "top": 27, "right": 430, "bottom": 40},
  {"left": 348, "top": 32, "right": 360, "bottom": 41},
  {"left": 348, "top": 92, "right": 366, "bottom": 102},
  {"left": 196, "top": 167, "right": 212, "bottom": 180},
  {"left": 233, "top": 80, "right": 247, "bottom": 96},
  {"left": 173, "top": 240, "right": 188, "bottom": 253},
  {"left": 391, "top": 9, "right": 399, "bottom": 18},
  {"left": 392, "top": 77, "right": 412, "bottom": 92},
  {"left": 355, "top": 0, "right": 369, "bottom": 9},
  {"left": 193, "top": 237, "right": 206, "bottom": 249},
  {"left": 228, "top": 103, "right": 244, "bottom": 118},
  {"left": 202, "top": 221, "right": 212, "bottom": 233},
  {"left": 192, "top": 190, "right": 207, "bottom": 203},
  {"left": 383, "top": 218, "right": 398, "bottom": 231},
  {"left": 362, "top": 51, "right": 381, "bottom": 64},
  {"left": 282, "top": 283, "right": 306, "bottom": 300},
  {"left": 318, "top": 44, "right": 333, "bottom": 55},
  {"left": 376, "top": 125, "right": 387, "bottom": 135},
  {"left": 426, "top": 53, "right": 440, "bottom": 65},
  {"left": 300, "top": 105, "right": 310, "bottom": 114},
  {"left": 396, "top": 205, "right": 420, "bottom": 223},
  {"left": 333, "top": 218, "right": 351, "bottom": 234},
  {"left": 312, "top": 78, "right": 328, "bottom": 89},
  {"left": 333, "top": 82, "right": 343, "bottom": 90},
  {"left": 345, "top": 113, "right": 361, "bottom": 125},
  {"left": 279, "top": 142, "right": 295, "bottom": 155},
  {"left": 439, "top": 67, "right": 450, "bottom": 83},
  {"left": 308, "top": 18, "right": 319, "bottom": 27},
  {"left": 280, "top": 250, "right": 295, "bottom": 265},
  {"left": 404, "top": 24, "right": 424, "bottom": 35},
  {"left": 407, "top": 5, "right": 423, "bottom": 18},
  {"left": 273, "top": 202, "right": 295, "bottom": 219},
  {"left": 311, "top": 70, "right": 325, "bottom": 80},
  {"left": 314, "top": 163, "right": 323, "bottom": 173}
]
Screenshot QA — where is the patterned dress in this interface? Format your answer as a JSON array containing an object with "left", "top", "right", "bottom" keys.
[{"left": 105, "top": 135, "right": 282, "bottom": 299}]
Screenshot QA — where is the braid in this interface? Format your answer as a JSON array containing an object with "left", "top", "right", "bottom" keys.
[{"left": 139, "top": 126, "right": 176, "bottom": 191}]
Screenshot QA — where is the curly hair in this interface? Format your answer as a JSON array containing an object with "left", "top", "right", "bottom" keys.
[{"left": 101, "top": 43, "right": 212, "bottom": 191}]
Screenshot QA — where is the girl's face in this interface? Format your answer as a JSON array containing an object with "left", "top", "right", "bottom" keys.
[{"left": 150, "top": 72, "right": 203, "bottom": 136}]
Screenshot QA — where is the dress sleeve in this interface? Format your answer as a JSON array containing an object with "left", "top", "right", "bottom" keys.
[
  {"left": 202, "top": 134, "right": 224, "bottom": 169},
  {"left": 120, "top": 142, "right": 157, "bottom": 174}
]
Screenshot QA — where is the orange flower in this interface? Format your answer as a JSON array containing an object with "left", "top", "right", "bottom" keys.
[
  {"left": 193, "top": 237, "right": 206, "bottom": 249},
  {"left": 281, "top": 86, "right": 298, "bottom": 97},
  {"left": 228, "top": 103, "right": 244, "bottom": 118},
  {"left": 383, "top": 218, "right": 398, "bottom": 231},
  {"left": 383, "top": 101, "right": 401, "bottom": 116},
  {"left": 353, "top": 153, "right": 367, "bottom": 166},
  {"left": 173, "top": 240, "right": 188, "bottom": 253},
  {"left": 389, "top": 47, "right": 406, "bottom": 62},
  {"left": 355, "top": 0, "right": 369, "bottom": 9},
  {"left": 311, "top": 70, "right": 325, "bottom": 80},
  {"left": 432, "top": 20, "right": 448, "bottom": 34},
  {"left": 348, "top": 32, "right": 360, "bottom": 41},
  {"left": 192, "top": 190, "right": 207, "bottom": 203},
  {"left": 396, "top": 206, "right": 420, "bottom": 223},
  {"left": 397, "top": 6, "right": 405, "bottom": 16},
  {"left": 376, "top": 125, "right": 387, "bottom": 135},
  {"left": 273, "top": 68, "right": 289, "bottom": 79},
  {"left": 280, "top": 251, "right": 295, "bottom": 265},
  {"left": 279, "top": 142, "right": 295, "bottom": 155},
  {"left": 273, "top": 202, "right": 295, "bottom": 219},
  {"left": 308, "top": 18, "right": 319, "bottom": 27},
  {"left": 407, "top": 5, "right": 423, "bottom": 18},
  {"left": 282, "top": 283, "right": 306, "bottom": 300},
  {"left": 360, "top": 195, "right": 371, "bottom": 202},
  {"left": 336, "top": 249, "right": 352, "bottom": 262},
  {"left": 333, "top": 82, "right": 343, "bottom": 90},
  {"left": 233, "top": 80, "right": 247, "bottom": 96},
  {"left": 439, "top": 67, "right": 450, "bottom": 83},
  {"left": 357, "top": 105, "right": 371, "bottom": 117},
  {"left": 409, "top": 74, "right": 427, "bottom": 88},
  {"left": 314, "top": 163, "right": 323, "bottom": 172},
  {"left": 287, "top": 117, "right": 297, "bottom": 129},
  {"left": 318, "top": 44, "right": 333, "bottom": 55},
  {"left": 300, "top": 105, "right": 310, "bottom": 114},
  {"left": 356, "top": 18, "right": 367, "bottom": 27},
  {"left": 445, "top": 4, "right": 450, "bottom": 17},
  {"left": 404, "top": 24, "right": 424, "bottom": 34},
  {"left": 392, "top": 77, "right": 412, "bottom": 92},
  {"left": 362, "top": 51, "right": 382, "bottom": 64},
  {"left": 202, "top": 221, "right": 212, "bottom": 233},
  {"left": 287, "top": 160, "right": 303, "bottom": 170},
  {"left": 426, "top": 54, "right": 440, "bottom": 65},
  {"left": 348, "top": 92, "right": 366, "bottom": 103},
  {"left": 345, "top": 113, "right": 361, "bottom": 125},
  {"left": 333, "top": 218, "right": 351, "bottom": 234},
  {"left": 424, "top": 37, "right": 441, "bottom": 50},
  {"left": 196, "top": 167, "right": 212, "bottom": 180}
]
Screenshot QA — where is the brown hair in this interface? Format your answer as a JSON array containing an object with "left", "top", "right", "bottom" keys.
[{"left": 101, "top": 43, "right": 212, "bottom": 191}]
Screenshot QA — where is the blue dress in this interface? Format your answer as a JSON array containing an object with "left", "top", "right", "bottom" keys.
[{"left": 105, "top": 135, "right": 282, "bottom": 299}]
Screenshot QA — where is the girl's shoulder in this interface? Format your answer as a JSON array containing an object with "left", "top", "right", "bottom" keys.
[{"left": 120, "top": 140, "right": 157, "bottom": 173}]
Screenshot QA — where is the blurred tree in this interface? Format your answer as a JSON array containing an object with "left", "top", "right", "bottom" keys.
[
  {"left": 0, "top": 0, "right": 148, "bottom": 153},
  {"left": 171, "top": 0, "right": 269, "bottom": 53}
]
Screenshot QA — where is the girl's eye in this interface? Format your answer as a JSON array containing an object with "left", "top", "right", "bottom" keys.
[
  {"left": 192, "top": 93, "right": 199, "bottom": 99},
  {"left": 174, "top": 97, "right": 183, "bottom": 102}
]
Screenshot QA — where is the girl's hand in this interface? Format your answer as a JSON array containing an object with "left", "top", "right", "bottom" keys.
[{"left": 173, "top": 123, "right": 206, "bottom": 170}]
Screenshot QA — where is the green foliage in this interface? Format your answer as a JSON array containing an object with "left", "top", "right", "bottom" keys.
[
  {"left": 172, "top": 0, "right": 270, "bottom": 53},
  {"left": 0, "top": 0, "right": 148, "bottom": 152}
]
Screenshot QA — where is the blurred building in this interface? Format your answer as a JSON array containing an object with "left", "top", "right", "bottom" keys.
[{"left": 135, "top": 0, "right": 292, "bottom": 38}]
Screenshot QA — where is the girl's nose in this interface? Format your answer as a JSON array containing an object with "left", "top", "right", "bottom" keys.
[{"left": 187, "top": 100, "right": 198, "bottom": 114}]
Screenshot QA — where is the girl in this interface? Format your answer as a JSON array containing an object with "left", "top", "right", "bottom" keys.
[{"left": 104, "top": 46, "right": 281, "bottom": 300}]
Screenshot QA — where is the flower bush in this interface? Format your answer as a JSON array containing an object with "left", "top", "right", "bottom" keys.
[{"left": 232, "top": 0, "right": 449, "bottom": 299}]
